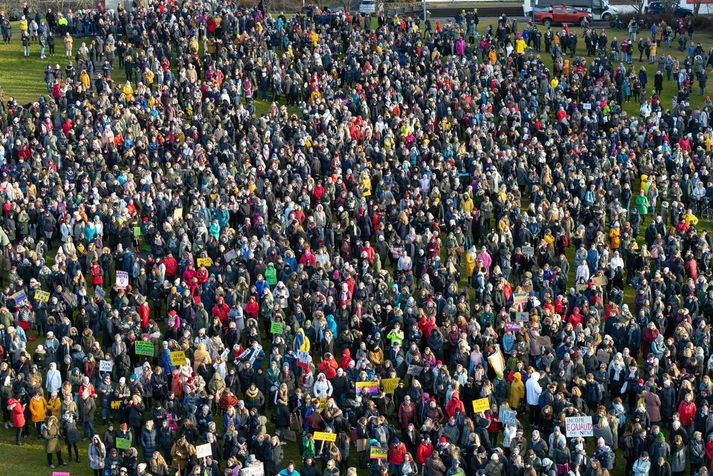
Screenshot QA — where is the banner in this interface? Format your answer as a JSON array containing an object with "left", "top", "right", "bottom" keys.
[
  {"left": 472, "top": 397, "right": 490, "bottom": 413},
  {"left": 313, "top": 431, "right": 337, "bottom": 442},
  {"left": 196, "top": 443, "right": 212, "bottom": 458},
  {"left": 270, "top": 321, "right": 284, "bottom": 335},
  {"left": 135, "top": 341, "right": 155, "bottom": 357},
  {"left": 513, "top": 293, "right": 528, "bottom": 305},
  {"left": 504, "top": 322, "right": 521, "bottom": 332},
  {"left": 11, "top": 291, "right": 27, "bottom": 304},
  {"left": 34, "top": 290, "right": 50, "bottom": 302},
  {"left": 565, "top": 416, "right": 593, "bottom": 437},
  {"left": 370, "top": 446, "right": 388, "bottom": 460},
  {"left": 382, "top": 378, "right": 400, "bottom": 394},
  {"left": 116, "top": 270, "right": 129, "bottom": 289},
  {"left": 356, "top": 381, "right": 379, "bottom": 396},
  {"left": 116, "top": 437, "right": 131, "bottom": 449},
  {"left": 99, "top": 360, "right": 114, "bottom": 372},
  {"left": 170, "top": 351, "right": 187, "bottom": 366}
]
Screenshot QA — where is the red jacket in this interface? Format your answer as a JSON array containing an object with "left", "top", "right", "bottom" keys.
[
  {"left": 678, "top": 400, "right": 697, "bottom": 427},
  {"left": 8, "top": 399, "right": 25, "bottom": 428},
  {"left": 388, "top": 442, "right": 407, "bottom": 465},
  {"left": 416, "top": 442, "right": 433, "bottom": 465},
  {"left": 163, "top": 256, "right": 178, "bottom": 277},
  {"left": 446, "top": 397, "right": 465, "bottom": 418},
  {"left": 138, "top": 302, "right": 151, "bottom": 329},
  {"left": 212, "top": 301, "right": 230, "bottom": 324}
]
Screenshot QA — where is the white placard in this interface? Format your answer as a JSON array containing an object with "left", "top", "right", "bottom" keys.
[
  {"left": 240, "top": 462, "right": 265, "bottom": 476},
  {"left": 565, "top": 416, "right": 593, "bottom": 437},
  {"left": 116, "top": 270, "right": 129, "bottom": 289},
  {"left": 99, "top": 360, "right": 113, "bottom": 372},
  {"left": 196, "top": 443, "right": 212, "bottom": 459},
  {"left": 582, "top": 103, "right": 592, "bottom": 110}
]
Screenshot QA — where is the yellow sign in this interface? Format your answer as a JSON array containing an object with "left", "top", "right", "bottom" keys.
[
  {"left": 313, "top": 431, "right": 337, "bottom": 442},
  {"left": 170, "top": 351, "right": 187, "bottom": 366},
  {"left": 197, "top": 257, "right": 212, "bottom": 268},
  {"left": 472, "top": 397, "right": 490, "bottom": 413},
  {"left": 34, "top": 290, "right": 50, "bottom": 302},
  {"left": 382, "top": 378, "right": 400, "bottom": 394}
]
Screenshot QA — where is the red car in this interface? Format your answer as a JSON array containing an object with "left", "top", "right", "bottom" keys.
[{"left": 534, "top": 5, "right": 592, "bottom": 26}]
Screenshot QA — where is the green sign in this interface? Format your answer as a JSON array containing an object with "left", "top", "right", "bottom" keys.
[
  {"left": 116, "top": 437, "right": 131, "bottom": 450},
  {"left": 133, "top": 226, "right": 142, "bottom": 237},
  {"left": 135, "top": 341, "right": 154, "bottom": 357},
  {"left": 270, "top": 321, "right": 284, "bottom": 334}
]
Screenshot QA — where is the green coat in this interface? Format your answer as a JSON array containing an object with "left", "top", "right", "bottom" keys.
[{"left": 43, "top": 422, "right": 61, "bottom": 454}]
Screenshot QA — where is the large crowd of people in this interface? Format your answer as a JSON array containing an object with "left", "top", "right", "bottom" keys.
[{"left": 0, "top": 1, "right": 713, "bottom": 476}]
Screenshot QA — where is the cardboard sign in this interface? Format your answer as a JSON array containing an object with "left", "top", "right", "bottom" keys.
[
  {"left": 99, "top": 360, "right": 114, "bottom": 372},
  {"left": 356, "top": 381, "right": 379, "bottom": 396},
  {"left": 501, "top": 409, "right": 517, "bottom": 426},
  {"left": 170, "top": 351, "right": 187, "bottom": 366},
  {"left": 270, "top": 321, "right": 284, "bottom": 335},
  {"left": 370, "top": 446, "right": 388, "bottom": 460},
  {"left": 504, "top": 322, "right": 521, "bottom": 332},
  {"left": 116, "top": 437, "right": 131, "bottom": 449},
  {"left": 566, "top": 416, "right": 593, "bottom": 437},
  {"left": 512, "top": 293, "right": 528, "bottom": 305},
  {"left": 472, "top": 397, "right": 490, "bottom": 413},
  {"left": 196, "top": 443, "right": 212, "bottom": 458},
  {"left": 592, "top": 276, "right": 608, "bottom": 286},
  {"left": 521, "top": 246, "right": 535, "bottom": 257},
  {"left": 135, "top": 341, "right": 155, "bottom": 357},
  {"left": 197, "top": 257, "right": 212, "bottom": 268},
  {"left": 382, "top": 378, "right": 400, "bottom": 394},
  {"left": 313, "top": 431, "right": 337, "bottom": 442},
  {"left": 34, "top": 290, "right": 51, "bottom": 302},
  {"left": 224, "top": 249, "right": 239, "bottom": 263},
  {"left": 116, "top": 270, "right": 129, "bottom": 289},
  {"left": 62, "top": 290, "right": 77, "bottom": 307}
]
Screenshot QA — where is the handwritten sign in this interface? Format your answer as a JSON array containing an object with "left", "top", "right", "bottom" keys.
[
  {"left": 170, "top": 351, "right": 187, "bottom": 366},
  {"left": 513, "top": 293, "right": 528, "bottom": 305},
  {"left": 11, "top": 291, "right": 27, "bottom": 304},
  {"left": 197, "top": 257, "right": 212, "bottom": 268},
  {"left": 472, "top": 397, "right": 490, "bottom": 413},
  {"left": 522, "top": 246, "right": 534, "bottom": 257},
  {"left": 515, "top": 311, "right": 530, "bottom": 322},
  {"left": 196, "top": 443, "right": 212, "bottom": 458},
  {"left": 370, "top": 446, "right": 388, "bottom": 460},
  {"left": 270, "top": 321, "right": 284, "bottom": 335},
  {"left": 110, "top": 399, "right": 122, "bottom": 410},
  {"left": 313, "top": 431, "right": 337, "bottom": 442},
  {"left": 296, "top": 350, "right": 310, "bottom": 364},
  {"left": 356, "top": 381, "right": 379, "bottom": 396},
  {"left": 34, "top": 290, "right": 50, "bottom": 302},
  {"left": 224, "top": 249, "right": 238, "bottom": 263},
  {"left": 173, "top": 208, "right": 183, "bottom": 220},
  {"left": 116, "top": 437, "right": 131, "bottom": 449},
  {"left": 135, "top": 341, "right": 155, "bottom": 357},
  {"left": 582, "top": 102, "right": 592, "bottom": 110},
  {"left": 99, "top": 360, "right": 113, "bottom": 372},
  {"left": 501, "top": 409, "right": 517, "bottom": 426},
  {"left": 116, "top": 270, "right": 129, "bottom": 289},
  {"left": 382, "top": 378, "right": 400, "bottom": 394},
  {"left": 565, "top": 416, "right": 593, "bottom": 437},
  {"left": 95, "top": 287, "right": 105, "bottom": 300},
  {"left": 504, "top": 322, "right": 521, "bottom": 332}
]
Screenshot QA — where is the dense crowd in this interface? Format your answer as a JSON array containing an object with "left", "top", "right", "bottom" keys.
[{"left": 0, "top": 1, "right": 713, "bottom": 476}]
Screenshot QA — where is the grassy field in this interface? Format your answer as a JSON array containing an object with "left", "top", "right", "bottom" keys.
[{"left": 0, "top": 15, "right": 712, "bottom": 476}]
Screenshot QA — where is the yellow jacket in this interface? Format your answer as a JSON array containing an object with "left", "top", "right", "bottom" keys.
[
  {"left": 29, "top": 396, "right": 48, "bottom": 423},
  {"left": 509, "top": 373, "right": 525, "bottom": 409},
  {"left": 47, "top": 396, "right": 61, "bottom": 417}
]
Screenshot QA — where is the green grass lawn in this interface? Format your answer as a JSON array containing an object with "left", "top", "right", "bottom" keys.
[{"left": 0, "top": 16, "right": 712, "bottom": 476}]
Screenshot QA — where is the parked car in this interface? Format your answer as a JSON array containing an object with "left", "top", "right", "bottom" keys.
[
  {"left": 645, "top": 1, "right": 692, "bottom": 16},
  {"left": 534, "top": 4, "right": 592, "bottom": 26}
]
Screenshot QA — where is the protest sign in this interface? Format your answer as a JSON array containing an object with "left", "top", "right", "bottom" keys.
[
  {"left": 512, "top": 293, "right": 528, "bottom": 305},
  {"left": 500, "top": 409, "right": 517, "bottom": 426},
  {"left": 170, "top": 351, "right": 187, "bottom": 366},
  {"left": 270, "top": 321, "right": 284, "bottom": 334},
  {"left": 504, "top": 322, "right": 521, "bottom": 332},
  {"left": 582, "top": 102, "right": 592, "bottom": 110},
  {"left": 110, "top": 399, "right": 122, "bottom": 410},
  {"left": 515, "top": 311, "right": 530, "bottom": 322},
  {"left": 11, "top": 291, "right": 27, "bottom": 304},
  {"left": 296, "top": 350, "right": 310, "bottom": 364},
  {"left": 382, "top": 378, "right": 400, "bottom": 394},
  {"left": 239, "top": 463, "right": 265, "bottom": 476},
  {"left": 313, "top": 432, "right": 337, "bottom": 442},
  {"left": 521, "top": 246, "right": 534, "bottom": 256},
  {"left": 488, "top": 349, "right": 505, "bottom": 375},
  {"left": 196, "top": 443, "right": 212, "bottom": 458},
  {"left": 95, "top": 287, "right": 105, "bottom": 300},
  {"left": 472, "top": 397, "right": 490, "bottom": 413},
  {"left": 135, "top": 341, "right": 155, "bottom": 357},
  {"left": 116, "top": 437, "right": 131, "bottom": 449},
  {"left": 565, "top": 416, "right": 594, "bottom": 437},
  {"left": 197, "top": 257, "right": 212, "bottom": 268},
  {"left": 370, "top": 447, "right": 387, "bottom": 460},
  {"left": 99, "top": 360, "right": 113, "bottom": 372},
  {"left": 356, "top": 381, "right": 379, "bottom": 396},
  {"left": 116, "top": 271, "right": 129, "bottom": 289},
  {"left": 34, "top": 290, "right": 50, "bottom": 302},
  {"left": 224, "top": 249, "right": 239, "bottom": 263}
]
